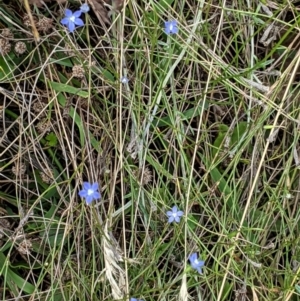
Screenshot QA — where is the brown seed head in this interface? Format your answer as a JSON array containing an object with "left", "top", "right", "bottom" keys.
[
  {"left": 0, "top": 39, "right": 11, "bottom": 56},
  {"left": 12, "top": 162, "right": 26, "bottom": 177},
  {"left": 17, "top": 238, "right": 33, "bottom": 255},
  {"left": 14, "top": 41, "right": 27, "bottom": 55},
  {"left": 32, "top": 101, "right": 45, "bottom": 114},
  {"left": 141, "top": 167, "right": 152, "bottom": 185},
  {"left": 36, "top": 118, "right": 51, "bottom": 134},
  {"left": 72, "top": 65, "right": 85, "bottom": 79},
  {"left": 23, "top": 14, "right": 38, "bottom": 27},
  {"left": 1, "top": 28, "right": 13, "bottom": 40},
  {"left": 133, "top": 166, "right": 152, "bottom": 186},
  {"left": 40, "top": 171, "right": 53, "bottom": 184},
  {"left": 37, "top": 16, "right": 53, "bottom": 32},
  {"left": 64, "top": 44, "right": 76, "bottom": 56}
]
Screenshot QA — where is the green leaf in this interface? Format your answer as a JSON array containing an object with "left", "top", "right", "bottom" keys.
[
  {"left": 0, "top": 56, "right": 11, "bottom": 80},
  {"left": 0, "top": 55, "right": 20, "bottom": 81},
  {"left": 187, "top": 214, "right": 198, "bottom": 232},
  {"left": 0, "top": 240, "right": 12, "bottom": 252},
  {"left": 0, "top": 252, "right": 36, "bottom": 294},
  {"left": 212, "top": 122, "right": 250, "bottom": 160},
  {"left": 39, "top": 228, "right": 65, "bottom": 248},
  {"left": 49, "top": 81, "right": 89, "bottom": 98},
  {"left": 49, "top": 57, "right": 73, "bottom": 67},
  {"left": 11, "top": 260, "right": 42, "bottom": 270},
  {"left": 221, "top": 280, "right": 233, "bottom": 301},
  {"left": 156, "top": 243, "right": 172, "bottom": 258},
  {"left": 209, "top": 165, "right": 234, "bottom": 208},
  {"left": 100, "top": 68, "right": 114, "bottom": 81},
  {"left": 231, "top": 122, "right": 248, "bottom": 146},
  {"left": 153, "top": 102, "right": 209, "bottom": 128},
  {"left": 148, "top": 0, "right": 174, "bottom": 18},
  {"left": 45, "top": 132, "right": 58, "bottom": 147},
  {"left": 212, "top": 124, "right": 229, "bottom": 158},
  {"left": 146, "top": 155, "right": 173, "bottom": 179}
]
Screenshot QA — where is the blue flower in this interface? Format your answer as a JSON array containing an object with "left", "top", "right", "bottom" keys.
[
  {"left": 166, "top": 206, "right": 183, "bottom": 223},
  {"left": 189, "top": 253, "right": 205, "bottom": 274},
  {"left": 61, "top": 9, "right": 84, "bottom": 33},
  {"left": 164, "top": 20, "right": 178, "bottom": 34},
  {"left": 78, "top": 182, "right": 101, "bottom": 205},
  {"left": 121, "top": 76, "right": 129, "bottom": 84},
  {"left": 130, "top": 298, "right": 143, "bottom": 301},
  {"left": 80, "top": 3, "right": 90, "bottom": 13}
]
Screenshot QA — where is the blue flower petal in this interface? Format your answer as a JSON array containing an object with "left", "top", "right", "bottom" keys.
[
  {"left": 166, "top": 205, "right": 184, "bottom": 223},
  {"left": 73, "top": 10, "right": 82, "bottom": 18},
  {"left": 93, "top": 192, "right": 101, "bottom": 199},
  {"left": 164, "top": 20, "right": 178, "bottom": 35},
  {"left": 91, "top": 183, "right": 99, "bottom": 190},
  {"left": 78, "top": 190, "right": 87, "bottom": 197},
  {"left": 174, "top": 216, "right": 180, "bottom": 223},
  {"left": 85, "top": 195, "right": 94, "bottom": 205},
  {"left": 60, "top": 17, "right": 69, "bottom": 25},
  {"left": 68, "top": 22, "right": 76, "bottom": 32},
  {"left": 189, "top": 253, "right": 197, "bottom": 262},
  {"left": 196, "top": 267, "right": 203, "bottom": 274},
  {"left": 168, "top": 216, "right": 174, "bottom": 223},
  {"left": 61, "top": 9, "right": 85, "bottom": 32},
  {"left": 189, "top": 253, "right": 205, "bottom": 273},
  {"left": 121, "top": 76, "right": 129, "bottom": 83},
  {"left": 80, "top": 4, "right": 90, "bottom": 13},
  {"left": 172, "top": 205, "right": 178, "bottom": 212},
  {"left": 79, "top": 182, "right": 101, "bottom": 204},
  {"left": 83, "top": 182, "right": 91, "bottom": 190},
  {"left": 74, "top": 18, "right": 84, "bottom": 26},
  {"left": 65, "top": 9, "right": 73, "bottom": 17}
]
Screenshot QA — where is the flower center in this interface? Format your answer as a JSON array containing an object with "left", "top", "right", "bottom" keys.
[
  {"left": 69, "top": 16, "right": 75, "bottom": 22},
  {"left": 169, "top": 24, "right": 173, "bottom": 32},
  {"left": 87, "top": 189, "right": 94, "bottom": 196},
  {"left": 172, "top": 212, "right": 177, "bottom": 217}
]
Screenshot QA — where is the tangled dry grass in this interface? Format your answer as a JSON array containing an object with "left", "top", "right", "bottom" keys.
[{"left": 1, "top": 0, "right": 300, "bottom": 300}]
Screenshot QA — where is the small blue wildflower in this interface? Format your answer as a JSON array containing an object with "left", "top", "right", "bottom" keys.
[
  {"left": 121, "top": 76, "right": 129, "bottom": 84},
  {"left": 189, "top": 253, "right": 205, "bottom": 274},
  {"left": 164, "top": 20, "right": 178, "bottom": 35},
  {"left": 61, "top": 9, "right": 84, "bottom": 33},
  {"left": 78, "top": 182, "right": 101, "bottom": 205},
  {"left": 166, "top": 206, "right": 183, "bottom": 223},
  {"left": 130, "top": 298, "right": 144, "bottom": 301},
  {"left": 80, "top": 3, "right": 90, "bottom": 13}
]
